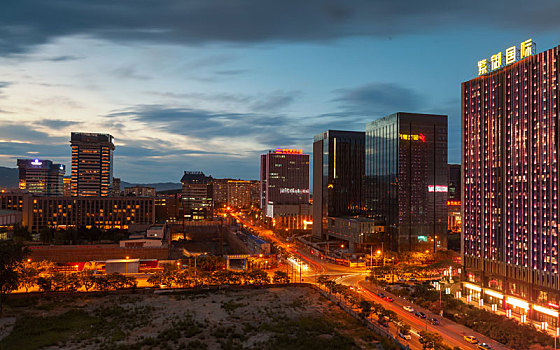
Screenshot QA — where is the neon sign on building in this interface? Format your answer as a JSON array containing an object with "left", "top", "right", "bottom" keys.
[
  {"left": 478, "top": 39, "right": 535, "bottom": 76},
  {"left": 428, "top": 185, "right": 448, "bottom": 193},
  {"left": 399, "top": 133, "right": 425, "bottom": 142},
  {"left": 31, "top": 159, "right": 42, "bottom": 165},
  {"left": 274, "top": 148, "right": 303, "bottom": 154}
]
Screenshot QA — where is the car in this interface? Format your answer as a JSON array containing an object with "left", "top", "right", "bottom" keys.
[
  {"left": 463, "top": 335, "right": 478, "bottom": 344},
  {"left": 477, "top": 343, "right": 492, "bottom": 350},
  {"left": 377, "top": 292, "right": 386, "bottom": 298},
  {"left": 415, "top": 311, "right": 427, "bottom": 319},
  {"left": 377, "top": 318, "right": 389, "bottom": 327},
  {"left": 428, "top": 317, "right": 439, "bottom": 325},
  {"left": 383, "top": 296, "right": 395, "bottom": 302},
  {"left": 398, "top": 332, "right": 412, "bottom": 340},
  {"left": 409, "top": 277, "right": 418, "bottom": 282},
  {"left": 403, "top": 305, "right": 414, "bottom": 312}
]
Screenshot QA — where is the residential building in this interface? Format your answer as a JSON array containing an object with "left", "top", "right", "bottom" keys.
[
  {"left": 365, "top": 112, "right": 448, "bottom": 251},
  {"left": 112, "top": 178, "right": 121, "bottom": 196},
  {"left": 17, "top": 159, "right": 65, "bottom": 196},
  {"left": 124, "top": 185, "right": 156, "bottom": 197},
  {"left": 70, "top": 132, "right": 115, "bottom": 197},
  {"left": 462, "top": 42, "right": 560, "bottom": 323},
  {"left": 447, "top": 164, "right": 461, "bottom": 233},
  {"left": 63, "top": 177, "right": 72, "bottom": 196},
  {"left": 180, "top": 171, "right": 213, "bottom": 220}
]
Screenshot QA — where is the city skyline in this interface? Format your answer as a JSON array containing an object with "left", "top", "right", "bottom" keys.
[{"left": 1, "top": 1, "right": 560, "bottom": 182}]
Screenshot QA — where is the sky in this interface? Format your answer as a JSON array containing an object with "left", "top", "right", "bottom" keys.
[{"left": 1, "top": 0, "right": 560, "bottom": 183}]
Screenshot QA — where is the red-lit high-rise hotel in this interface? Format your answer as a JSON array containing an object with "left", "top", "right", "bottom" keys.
[{"left": 463, "top": 42, "right": 560, "bottom": 323}]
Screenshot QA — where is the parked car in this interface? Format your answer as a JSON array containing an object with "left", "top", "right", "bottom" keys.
[
  {"left": 378, "top": 318, "right": 389, "bottom": 327},
  {"left": 398, "top": 332, "right": 412, "bottom": 340},
  {"left": 415, "top": 311, "right": 427, "bottom": 319},
  {"left": 477, "top": 343, "right": 492, "bottom": 350},
  {"left": 403, "top": 305, "right": 414, "bottom": 312},
  {"left": 463, "top": 335, "right": 478, "bottom": 344},
  {"left": 428, "top": 317, "right": 439, "bottom": 325}
]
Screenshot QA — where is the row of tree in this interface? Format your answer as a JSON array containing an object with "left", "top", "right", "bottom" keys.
[{"left": 146, "top": 263, "right": 290, "bottom": 288}]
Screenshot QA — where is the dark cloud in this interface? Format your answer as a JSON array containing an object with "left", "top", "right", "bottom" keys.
[
  {"left": 2, "top": 0, "right": 560, "bottom": 56},
  {"left": 46, "top": 55, "right": 83, "bottom": 62},
  {"left": 251, "top": 93, "right": 296, "bottom": 112},
  {"left": 35, "top": 119, "right": 81, "bottom": 129},
  {"left": 112, "top": 66, "right": 151, "bottom": 80},
  {"left": 333, "top": 82, "right": 424, "bottom": 116}
]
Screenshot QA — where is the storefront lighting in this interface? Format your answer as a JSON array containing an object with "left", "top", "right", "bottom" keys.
[
  {"left": 484, "top": 289, "right": 503, "bottom": 299},
  {"left": 505, "top": 296, "right": 529, "bottom": 310},
  {"left": 533, "top": 305, "right": 559, "bottom": 318},
  {"left": 464, "top": 283, "right": 481, "bottom": 292}
]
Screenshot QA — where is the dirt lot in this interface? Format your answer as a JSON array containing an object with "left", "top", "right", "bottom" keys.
[{"left": 0, "top": 286, "right": 383, "bottom": 350}]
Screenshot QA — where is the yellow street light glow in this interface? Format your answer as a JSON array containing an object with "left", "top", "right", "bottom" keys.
[
  {"left": 376, "top": 250, "right": 381, "bottom": 255},
  {"left": 125, "top": 256, "right": 129, "bottom": 260},
  {"left": 533, "top": 305, "right": 559, "bottom": 318},
  {"left": 506, "top": 296, "right": 529, "bottom": 310},
  {"left": 464, "top": 283, "right": 481, "bottom": 292},
  {"left": 484, "top": 289, "right": 503, "bottom": 299}
]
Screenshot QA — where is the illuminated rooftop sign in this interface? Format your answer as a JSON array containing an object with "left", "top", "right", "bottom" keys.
[
  {"left": 279, "top": 188, "right": 310, "bottom": 194},
  {"left": 478, "top": 39, "right": 535, "bottom": 76},
  {"left": 400, "top": 133, "right": 425, "bottom": 142},
  {"left": 447, "top": 200, "right": 461, "bottom": 206},
  {"left": 428, "top": 185, "right": 448, "bottom": 193},
  {"left": 274, "top": 148, "right": 303, "bottom": 154},
  {"left": 31, "top": 159, "right": 42, "bottom": 165}
]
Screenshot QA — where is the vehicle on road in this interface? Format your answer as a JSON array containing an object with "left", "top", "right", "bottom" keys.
[
  {"left": 377, "top": 292, "right": 385, "bottom": 298},
  {"left": 415, "top": 311, "right": 427, "bottom": 319},
  {"left": 477, "top": 343, "right": 492, "bottom": 349},
  {"left": 398, "top": 332, "right": 412, "bottom": 340},
  {"left": 428, "top": 317, "right": 439, "bottom": 325},
  {"left": 403, "top": 305, "right": 414, "bottom": 312},
  {"left": 463, "top": 335, "right": 478, "bottom": 344},
  {"left": 383, "top": 296, "right": 394, "bottom": 302},
  {"left": 408, "top": 277, "right": 418, "bottom": 282}
]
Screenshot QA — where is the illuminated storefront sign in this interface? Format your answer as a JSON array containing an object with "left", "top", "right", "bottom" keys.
[
  {"left": 548, "top": 302, "right": 559, "bottom": 309},
  {"left": 533, "top": 305, "right": 559, "bottom": 318},
  {"left": 505, "top": 296, "right": 529, "bottom": 310},
  {"left": 279, "top": 188, "right": 310, "bottom": 195},
  {"left": 464, "top": 283, "right": 481, "bottom": 292},
  {"left": 428, "top": 185, "right": 448, "bottom": 193},
  {"left": 31, "top": 159, "right": 42, "bottom": 165},
  {"left": 484, "top": 289, "right": 503, "bottom": 299},
  {"left": 447, "top": 200, "right": 461, "bottom": 206},
  {"left": 274, "top": 148, "right": 303, "bottom": 154},
  {"left": 399, "top": 133, "right": 426, "bottom": 142},
  {"left": 478, "top": 38, "right": 535, "bottom": 76}
]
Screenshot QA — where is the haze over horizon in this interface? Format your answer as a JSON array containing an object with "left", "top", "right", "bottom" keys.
[{"left": 1, "top": 0, "right": 560, "bottom": 182}]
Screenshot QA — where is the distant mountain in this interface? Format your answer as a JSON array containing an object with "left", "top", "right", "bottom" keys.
[
  {"left": 0, "top": 166, "right": 182, "bottom": 192},
  {"left": 0, "top": 166, "right": 18, "bottom": 188},
  {"left": 120, "top": 181, "right": 182, "bottom": 192}
]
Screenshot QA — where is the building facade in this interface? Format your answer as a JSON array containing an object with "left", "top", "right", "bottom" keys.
[
  {"left": 462, "top": 43, "right": 560, "bottom": 323},
  {"left": 260, "top": 149, "right": 310, "bottom": 217},
  {"left": 124, "top": 186, "right": 156, "bottom": 197},
  {"left": 17, "top": 159, "right": 65, "bottom": 196},
  {"left": 70, "top": 132, "right": 115, "bottom": 197},
  {"left": 180, "top": 171, "right": 213, "bottom": 220},
  {"left": 0, "top": 192, "right": 154, "bottom": 233},
  {"left": 448, "top": 164, "right": 461, "bottom": 233},
  {"left": 365, "top": 112, "right": 448, "bottom": 251},
  {"left": 312, "top": 130, "right": 365, "bottom": 241}
]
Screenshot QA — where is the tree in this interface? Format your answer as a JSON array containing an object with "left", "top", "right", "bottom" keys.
[
  {"left": 247, "top": 270, "right": 269, "bottom": 285},
  {"left": 359, "top": 300, "right": 372, "bottom": 318},
  {"left": 78, "top": 270, "right": 96, "bottom": 291},
  {"left": 399, "top": 324, "right": 411, "bottom": 335},
  {"left": 37, "top": 276, "right": 53, "bottom": 292},
  {"left": 273, "top": 271, "right": 289, "bottom": 284},
  {"left": 0, "top": 241, "right": 28, "bottom": 314}
]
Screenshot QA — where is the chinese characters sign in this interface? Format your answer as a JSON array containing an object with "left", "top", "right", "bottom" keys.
[
  {"left": 274, "top": 148, "right": 302, "bottom": 154},
  {"left": 399, "top": 133, "right": 426, "bottom": 142},
  {"left": 478, "top": 39, "right": 535, "bottom": 76}
]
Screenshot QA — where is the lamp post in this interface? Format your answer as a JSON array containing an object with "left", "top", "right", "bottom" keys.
[{"left": 125, "top": 256, "right": 129, "bottom": 274}]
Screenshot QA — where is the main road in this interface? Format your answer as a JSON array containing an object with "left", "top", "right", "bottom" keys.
[{"left": 230, "top": 212, "right": 507, "bottom": 350}]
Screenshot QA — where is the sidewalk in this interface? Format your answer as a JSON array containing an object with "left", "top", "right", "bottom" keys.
[{"left": 360, "top": 280, "right": 510, "bottom": 350}]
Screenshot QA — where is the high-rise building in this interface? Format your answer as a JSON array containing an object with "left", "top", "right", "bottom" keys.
[
  {"left": 112, "top": 177, "right": 121, "bottom": 196},
  {"left": 447, "top": 164, "right": 461, "bottom": 233},
  {"left": 260, "top": 149, "right": 310, "bottom": 217},
  {"left": 17, "top": 159, "right": 65, "bottom": 196},
  {"left": 63, "top": 177, "right": 72, "bottom": 197},
  {"left": 462, "top": 42, "right": 560, "bottom": 321},
  {"left": 365, "top": 112, "right": 448, "bottom": 251},
  {"left": 180, "top": 171, "right": 213, "bottom": 220},
  {"left": 70, "top": 132, "right": 115, "bottom": 197},
  {"left": 312, "top": 130, "right": 365, "bottom": 241}
]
